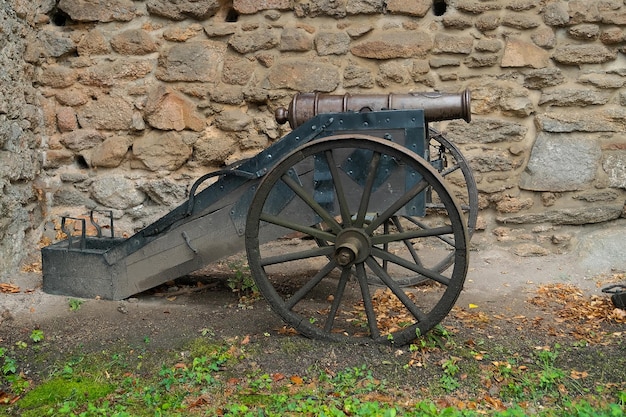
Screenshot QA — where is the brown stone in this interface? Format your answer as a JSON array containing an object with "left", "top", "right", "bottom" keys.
[
  {"left": 222, "top": 54, "right": 255, "bottom": 85},
  {"left": 43, "top": 149, "right": 74, "bottom": 168},
  {"left": 157, "top": 41, "right": 226, "bottom": 82},
  {"left": 385, "top": 0, "right": 430, "bottom": 17},
  {"left": 77, "top": 29, "right": 110, "bottom": 56},
  {"left": 38, "top": 64, "right": 77, "bottom": 88},
  {"left": 87, "top": 136, "right": 130, "bottom": 168},
  {"left": 350, "top": 31, "right": 433, "bottom": 59},
  {"left": 144, "top": 87, "right": 205, "bottom": 132},
  {"left": 266, "top": 60, "right": 340, "bottom": 92},
  {"left": 58, "top": 0, "right": 137, "bottom": 22},
  {"left": 501, "top": 38, "right": 550, "bottom": 69},
  {"left": 110, "top": 29, "right": 157, "bottom": 55},
  {"left": 77, "top": 95, "right": 134, "bottom": 130},
  {"left": 56, "top": 106, "right": 78, "bottom": 132},
  {"left": 432, "top": 33, "right": 473, "bottom": 54},
  {"left": 60, "top": 129, "right": 106, "bottom": 151},
  {"left": 163, "top": 24, "right": 204, "bottom": 42},
  {"left": 233, "top": 0, "right": 291, "bottom": 14},
  {"left": 132, "top": 131, "right": 192, "bottom": 171},
  {"left": 279, "top": 27, "right": 314, "bottom": 52}
]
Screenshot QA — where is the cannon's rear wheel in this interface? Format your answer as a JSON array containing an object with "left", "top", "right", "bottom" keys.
[{"left": 245, "top": 135, "right": 469, "bottom": 345}]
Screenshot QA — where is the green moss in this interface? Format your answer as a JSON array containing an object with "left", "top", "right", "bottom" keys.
[{"left": 15, "top": 376, "right": 114, "bottom": 413}]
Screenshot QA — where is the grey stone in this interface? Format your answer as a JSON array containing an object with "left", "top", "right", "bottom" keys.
[
  {"left": 602, "top": 152, "right": 626, "bottom": 189},
  {"left": 58, "top": 0, "right": 136, "bottom": 22},
  {"left": 315, "top": 31, "right": 350, "bottom": 56},
  {"left": 157, "top": 41, "right": 226, "bottom": 82},
  {"left": 502, "top": 13, "right": 541, "bottom": 29},
  {"left": 53, "top": 186, "right": 96, "bottom": 207},
  {"left": 279, "top": 27, "right": 314, "bottom": 51},
  {"left": 266, "top": 60, "right": 340, "bottom": 92},
  {"left": 110, "top": 29, "right": 158, "bottom": 55},
  {"left": 76, "top": 95, "right": 134, "bottom": 130},
  {"left": 542, "top": 2, "right": 569, "bottom": 26},
  {"left": 523, "top": 68, "right": 565, "bottom": 89},
  {"left": 552, "top": 44, "right": 616, "bottom": 65},
  {"left": 519, "top": 133, "right": 601, "bottom": 192},
  {"left": 568, "top": 24, "right": 600, "bottom": 40},
  {"left": 538, "top": 89, "right": 611, "bottom": 107},
  {"left": 294, "top": 0, "right": 346, "bottom": 18},
  {"left": 498, "top": 206, "right": 623, "bottom": 225},
  {"left": 60, "top": 129, "right": 105, "bottom": 151},
  {"left": 91, "top": 175, "right": 146, "bottom": 209},
  {"left": 228, "top": 28, "right": 280, "bottom": 54},
  {"left": 576, "top": 220, "right": 626, "bottom": 273},
  {"left": 573, "top": 191, "right": 619, "bottom": 202},
  {"left": 445, "top": 118, "right": 528, "bottom": 144},
  {"left": 146, "top": 0, "right": 220, "bottom": 20},
  {"left": 467, "top": 150, "right": 521, "bottom": 173},
  {"left": 346, "top": 0, "right": 383, "bottom": 14},
  {"left": 80, "top": 59, "right": 153, "bottom": 87},
  {"left": 536, "top": 108, "right": 626, "bottom": 133},
  {"left": 140, "top": 179, "right": 187, "bottom": 206},
  {"left": 343, "top": 64, "right": 374, "bottom": 88},
  {"left": 578, "top": 72, "right": 626, "bottom": 89}
]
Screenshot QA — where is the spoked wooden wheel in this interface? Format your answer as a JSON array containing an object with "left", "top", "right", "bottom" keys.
[
  {"left": 388, "top": 128, "right": 479, "bottom": 284},
  {"left": 245, "top": 135, "right": 469, "bottom": 345},
  {"left": 427, "top": 127, "right": 478, "bottom": 237}
]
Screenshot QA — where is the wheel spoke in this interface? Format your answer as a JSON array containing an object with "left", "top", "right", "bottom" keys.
[
  {"left": 365, "top": 178, "right": 429, "bottom": 234},
  {"left": 370, "top": 225, "right": 454, "bottom": 245},
  {"left": 324, "top": 267, "right": 351, "bottom": 333},
  {"left": 370, "top": 246, "right": 451, "bottom": 286},
  {"left": 260, "top": 245, "right": 335, "bottom": 267},
  {"left": 354, "top": 152, "right": 381, "bottom": 228},
  {"left": 366, "top": 257, "right": 428, "bottom": 323},
  {"left": 355, "top": 263, "right": 380, "bottom": 339},
  {"left": 401, "top": 216, "right": 456, "bottom": 247},
  {"left": 281, "top": 173, "right": 343, "bottom": 234},
  {"left": 324, "top": 150, "right": 352, "bottom": 228},
  {"left": 259, "top": 212, "right": 336, "bottom": 242},
  {"left": 285, "top": 260, "right": 337, "bottom": 310}
]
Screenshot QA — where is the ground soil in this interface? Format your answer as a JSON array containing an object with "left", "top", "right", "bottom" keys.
[{"left": 1, "top": 245, "right": 625, "bottom": 401}]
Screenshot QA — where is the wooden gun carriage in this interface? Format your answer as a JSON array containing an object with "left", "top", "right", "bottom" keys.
[{"left": 42, "top": 90, "right": 477, "bottom": 345}]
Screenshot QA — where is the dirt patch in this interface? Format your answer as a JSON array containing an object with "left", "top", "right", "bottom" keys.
[{"left": 1, "top": 248, "right": 625, "bottom": 408}]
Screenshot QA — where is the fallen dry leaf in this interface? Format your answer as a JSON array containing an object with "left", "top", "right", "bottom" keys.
[{"left": 0, "top": 283, "right": 20, "bottom": 294}]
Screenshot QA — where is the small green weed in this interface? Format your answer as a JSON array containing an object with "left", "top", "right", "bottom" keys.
[
  {"left": 68, "top": 298, "right": 83, "bottom": 311},
  {"left": 227, "top": 260, "right": 259, "bottom": 301},
  {"left": 440, "top": 356, "right": 461, "bottom": 392}
]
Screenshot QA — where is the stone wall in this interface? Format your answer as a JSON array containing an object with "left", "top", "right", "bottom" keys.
[
  {"left": 0, "top": 0, "right": 44, "bottom": 279},
  {"left": 7, "top": 0, "right": 626, "bottom": 272}
]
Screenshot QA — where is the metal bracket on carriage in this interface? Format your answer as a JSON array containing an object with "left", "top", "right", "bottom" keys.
[{"left": 60, "top": 210, "right": 114, "bottom": 252}]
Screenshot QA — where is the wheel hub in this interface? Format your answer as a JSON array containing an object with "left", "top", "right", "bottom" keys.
[{"left": 333, "top": 228, "right": 371, "bottom": 267}]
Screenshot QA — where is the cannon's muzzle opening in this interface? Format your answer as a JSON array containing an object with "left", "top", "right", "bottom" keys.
[{"left": 275, "top": 89, "right": 471, "bottom": 129}]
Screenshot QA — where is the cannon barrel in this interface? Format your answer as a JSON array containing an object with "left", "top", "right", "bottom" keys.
[{"left": 275, "top": 89, "right": 471, "bottom": 129}]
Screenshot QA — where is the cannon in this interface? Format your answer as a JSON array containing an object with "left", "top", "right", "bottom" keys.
[{"left": 42, "top": 90, "right": 476, "bottom": 345}]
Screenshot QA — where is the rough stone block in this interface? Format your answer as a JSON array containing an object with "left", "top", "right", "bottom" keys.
[{"left": 519, "top": 132, "right": 601, "bottom": 192}]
